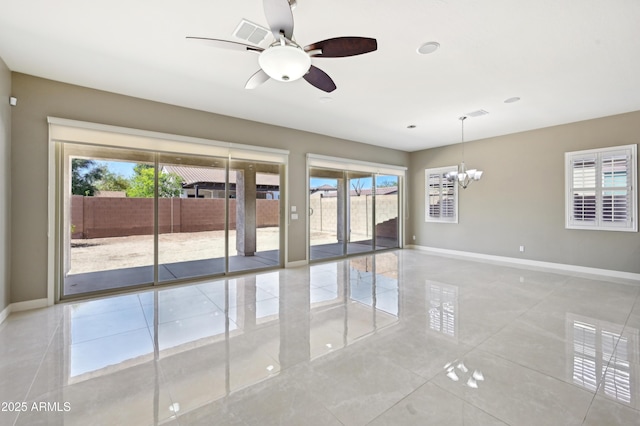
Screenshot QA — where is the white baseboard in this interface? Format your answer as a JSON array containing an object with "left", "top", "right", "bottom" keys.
[
  {"left": 0, "top": 298, "right": 51, "bottom": 325},
  {"left": 285, "top": 260, "right": 308, "bottom": 268},
  {"left": 11, "top": 298, "right": 49, "bottom": 312},
  {"left": 408, "top": 245, "right": 640, "bottom": 283},
  {"left": 0, "top": 304, "right": 10, "bottom": 325}
]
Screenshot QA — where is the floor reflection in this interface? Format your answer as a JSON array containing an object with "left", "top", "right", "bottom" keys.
[
  {"left": 427, "top": 281, "right": 458, "bottom": 339},
  {"left": 443, "top": 359, "right": 485, "bottom": 389},
  {"left": 569, "top": 313, "right": 639, "bottom": 407},
  {"left": 308, "top": 254, "right": 400, "bottom": 360},
  {"left": 62, "top": 252, "right": 401, "bottom": 421},
  {"left": 7, "top": 250, "right": 640, "bottom": 425}
]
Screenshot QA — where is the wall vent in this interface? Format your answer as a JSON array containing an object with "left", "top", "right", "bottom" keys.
[
  {"left": 465, "top": 109, "right": 489, "bottom": 118},
  {"left": 233, "top": 19, "right": 270, "bottom": 45}
]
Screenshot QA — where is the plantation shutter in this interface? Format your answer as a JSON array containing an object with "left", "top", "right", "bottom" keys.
[
  {"left": 570, "top": 153, "right": 597, "bottom": 226},
  {"left": 601, "top": 149, "right": 632, "bottom": 227},
  {"left": 426, "top": 167, "right": 457, "bottom": 223},
  {"left": 566, "top": 145, "right": 636, "bottom": 231}
]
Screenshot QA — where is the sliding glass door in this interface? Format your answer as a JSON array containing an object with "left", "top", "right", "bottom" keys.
[
  {"left": 308, "top": 157, "right": 403, "bottom": 262},
  {"left": 62, "top": 144, "right": 156, "bottom": 296},
  {"left": 309, "top": 168, "right": 344, "bottom": 260},
  {"left": 157, "top": 153, "right": 228, "bottom": 282},
  {"left": 374, "top": 174, "right": 399, "bottom": 248},
  {"left": 347, "top": 172, "right": 374, "bottom": 255},
  {"left": 58, "top": 141, "right": 285, "bottom": 299}
]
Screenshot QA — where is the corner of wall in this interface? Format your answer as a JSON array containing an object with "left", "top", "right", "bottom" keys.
[{"left": 0, "top": 57, "right": 11, "bottom": 315}]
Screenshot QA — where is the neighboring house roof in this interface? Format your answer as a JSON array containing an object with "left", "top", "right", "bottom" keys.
[
  {"left": 162, "top": 165, "right": 279, "bottom": 188},
  {"left": 311, "top": 185, "right": 398, "bottom": 198},
  {"left": 368, "top": 187, "right": 398, "bottom": 196},
  {"left": 94, "top": 190, "right": 126, "bottom": 198},
  {"left": 315, "top": 184, "right": 337, "bottom": 191}
]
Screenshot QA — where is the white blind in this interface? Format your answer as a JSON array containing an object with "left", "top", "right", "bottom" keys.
[
  {"left": 571, "top": 154, "right": 597, "bottom": 224},
  {"left": 601, "top": 152, "right": 630, "bottom": 225},
  {"left": 425, "top": 167, "right": 457, "bottom": 223},
  {"left": 566, "top": 145, "right": 636, "bottom": 231}
]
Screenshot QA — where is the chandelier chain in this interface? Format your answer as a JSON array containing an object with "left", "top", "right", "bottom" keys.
[{"left": 460, "top": 116, "right": 466, "bottom": 162}]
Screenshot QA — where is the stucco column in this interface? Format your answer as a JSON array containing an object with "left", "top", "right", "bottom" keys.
[{"left": 236, "top": 167, "right": 256, "bottom": 256}]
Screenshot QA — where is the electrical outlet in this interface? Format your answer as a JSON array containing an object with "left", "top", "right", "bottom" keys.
[
  {"left": 413, "top": 235, "right": 416, "bottom": 241},
  {"left": 519, "top": 245, "right": 525, "bottom": 252}
]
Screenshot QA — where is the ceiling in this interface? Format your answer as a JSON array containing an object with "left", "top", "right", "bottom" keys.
[{"left": 1, "top": 0, "right": 639, "bottom": 152}]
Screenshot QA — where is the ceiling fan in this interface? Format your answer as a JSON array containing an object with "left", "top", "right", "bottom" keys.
[{"left": 186, "top": 0, "right": 377, "bottom": 92}]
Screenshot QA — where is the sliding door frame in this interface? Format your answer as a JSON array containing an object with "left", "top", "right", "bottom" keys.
[
  {"left": 306, "top": 154, "right": 407, "bottom": 263},
  {"left": 48, "top": 118, "right": 289, "bottom": 303}
]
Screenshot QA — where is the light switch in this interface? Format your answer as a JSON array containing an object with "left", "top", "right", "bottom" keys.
[
  {"left": 291, "top": 213, "right": 299, "bottom": 220},
  {"left": 291, "top": 205, "right": 297, "bottom": 212}
]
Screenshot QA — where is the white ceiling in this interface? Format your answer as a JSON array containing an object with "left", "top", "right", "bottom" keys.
[{"left": 1, "top": 0, "right": 639, "bottom": 152}]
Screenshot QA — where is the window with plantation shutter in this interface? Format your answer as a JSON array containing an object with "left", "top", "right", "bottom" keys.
[
  {"left": 565, "top": 145, "right": 637, "bottom": 232},
  {"left": 425, "top": 166, "right": 458, "bottom": 223}
]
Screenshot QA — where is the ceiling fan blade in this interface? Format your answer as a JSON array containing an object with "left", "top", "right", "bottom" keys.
[
  {"left": 303, "top": 66, "right": 337, "bottom": 93},
  {"left": 186, "top": 37, "right": 263, "bottom": 53},
  {"left": 305, "top": 37, "right": 377, "bottom": 57},
  {"left": 245, "top": 69, "right": 270, "bottom": 89},
  {"left": 263, "top": 0, "right": 294, "bottom": 40}
]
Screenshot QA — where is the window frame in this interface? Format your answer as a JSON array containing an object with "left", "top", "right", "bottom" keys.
[
  {"left": 565, "top": 144, "right": 637, "bottom": 232},
  {"left": 425, "top": 166, "right": 458, "bottom": 224}
]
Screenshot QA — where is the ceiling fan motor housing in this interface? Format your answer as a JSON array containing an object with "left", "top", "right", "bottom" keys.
[{"left": 258, "top": 44, "right": 311, "bottom": 82}]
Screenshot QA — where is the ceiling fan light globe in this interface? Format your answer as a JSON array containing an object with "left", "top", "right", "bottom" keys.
[{"left": 259, "top": 45, "right": 311, "bottom": 82}]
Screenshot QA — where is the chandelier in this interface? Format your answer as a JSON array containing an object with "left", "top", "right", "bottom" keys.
[{"left": 446, "top": 116, "right": 483, "bottom": 189}]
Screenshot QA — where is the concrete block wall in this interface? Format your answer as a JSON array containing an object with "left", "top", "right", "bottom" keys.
[
  {"left": 72, "top": 197, "right": 278, "bottom": 238},
  {"left": 159, "top": 197, "right": 182, "bottom": 234},
  {"left": 256, "top": 199, "right": 280, "bottom": 227},
  {"left": 71, "top": 195, "right": 84, "bottom": 238},
  {"left": 309, "top": 195, "right": 398, "bottom": 237},
  {"left": 81, "top": 197, "right": 155, "bottom": 238},
  {"left": 180, "top": 198, "right": 235, "bottom": 232}
]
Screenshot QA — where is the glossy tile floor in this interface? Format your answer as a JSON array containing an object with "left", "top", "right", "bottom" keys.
[{"left": 1, "top": 250, "right": 640, "bottom": 425}]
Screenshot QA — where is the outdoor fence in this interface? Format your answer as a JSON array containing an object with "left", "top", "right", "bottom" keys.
[
  {"left": 72, "top": 194, "right": 397, "bottom": 240},
  {"left": 71, "top": 196, "right": 279, "bottom": 239},
  {"left": 309, "top": 194, "right": 398, "bottom": 237}
]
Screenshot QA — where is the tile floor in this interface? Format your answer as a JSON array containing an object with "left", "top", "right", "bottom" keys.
[
  {"left": 1, "top": 249, "right": 640, "bottom": 425},
  {"left": 64, "top": 249, "right": 282, "bottom": 296}
]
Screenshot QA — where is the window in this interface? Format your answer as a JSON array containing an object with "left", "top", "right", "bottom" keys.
[
  {"left": 425, "top": 166, "right": 457, "bottom": 223},
  {"left": 565, "top": 144, "right": 637, "bottom": 231}
]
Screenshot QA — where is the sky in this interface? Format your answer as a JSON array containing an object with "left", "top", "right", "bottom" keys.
[
  {"left": 310, "top": 175, "right": 398, "bottom": 189},
  {"left": 105, "top": 161, "right": 135, "bottom": 178}
]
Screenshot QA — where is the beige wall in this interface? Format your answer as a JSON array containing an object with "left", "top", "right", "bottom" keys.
[
  {"left": 0, "top": 58, "right": 10, "bottom": 312},
  {"left": 409, "top": 111, "right": 640, "bottom": 274},
  {"left": 11, "top": 71, "right": 639, "bottom": 305},
  {"left": 10, "top": 73, "right": 409, "bottom": 303}
]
